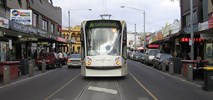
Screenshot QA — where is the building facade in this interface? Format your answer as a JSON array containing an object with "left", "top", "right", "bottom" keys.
[
  {"left": 180, "top": 0, "right": 213, "bottom": 64},
  {"left": 0, "top": 0, "right": 65, "bottom": 61},
  {"left": 62, "top": 25, "right": 81, "bottom": 54}
]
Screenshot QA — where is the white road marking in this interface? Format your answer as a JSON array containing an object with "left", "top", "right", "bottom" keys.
[
  {"left": 129, "top": 71, "right": 158, "bottom": 100},
  {"left": 88, "top": 86, "right": 118, "bottom": 95},
  {"left": 45, "top": 74, "right": 80, "bottom": 100}
]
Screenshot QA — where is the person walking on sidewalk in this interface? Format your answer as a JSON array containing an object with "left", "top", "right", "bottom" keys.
[{"left": 58, "top": 51, "right": 63, "bottom": 68}]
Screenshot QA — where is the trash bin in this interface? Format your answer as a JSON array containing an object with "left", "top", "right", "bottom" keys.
[
  {"left": 0, "top": 61, "right": 20, "bottom": 81},
  {"left": 169, "top": 57, "right": 182, "bottom": 74},
  {"left": 203, "top": 67, "right": 213, "bottom": 91},
  {"left": 20, "top": 59, "right": 29, "bottom": 75},
  {"left": 182, "top": 60, "right": 208, "bottom": 80}
]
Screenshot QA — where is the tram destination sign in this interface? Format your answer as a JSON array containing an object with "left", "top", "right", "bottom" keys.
[{"left": 88, "top": 21, "right": 120, "bottom": 28}]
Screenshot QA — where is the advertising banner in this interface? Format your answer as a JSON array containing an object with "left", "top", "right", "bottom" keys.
[{"left": 10, "top": 9, "right": 32, "bottom": 25}]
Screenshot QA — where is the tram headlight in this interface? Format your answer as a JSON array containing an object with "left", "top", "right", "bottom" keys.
[
  {"left": 87, "top": 57, "right": 92, "bottom": 66},
  {"left": 115, "top": 57, "right": 121, "bottom": 66},
  {"left": 116, "top": 60, "right": 120, "bottom": 65}
]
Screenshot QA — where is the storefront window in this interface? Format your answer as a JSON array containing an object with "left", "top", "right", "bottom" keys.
[
  {"left": 205, "top": 43, "right": 213, "bottom": 65},
  {"left": 0, "top": 42, "right": 6, "bottom": 61}
]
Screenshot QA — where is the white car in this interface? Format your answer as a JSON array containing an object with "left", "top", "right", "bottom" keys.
[
  {"left": 144, "top": 49, "right": 160, "bottom": 65},
  {"left": 67, "top": 54, "right": 81, "bottom": 68}
]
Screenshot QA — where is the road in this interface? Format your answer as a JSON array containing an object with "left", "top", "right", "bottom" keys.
[{"left": 0, "top": 60, "right": 213, "bottom": 100}]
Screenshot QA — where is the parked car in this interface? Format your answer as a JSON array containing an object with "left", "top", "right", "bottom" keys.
[
  {"left": 153, "top": 53, "right": 173, "bottom": 69},
  {"left": 67, "top": 54, "right": 81, "bottom": 68},
  {"left": 35, "top": 52, "right": 61, "bottom": 70},
  {"left": 133, "top": 52, "right": 144, "bottom": 61},
  {"left": 129, "top": 52, "right": 135, "bottom": 60},
  {"left": 144, "top": 49, "right": 160, "bottom": 65},
  {"left": 138, "top": 53, "right": 146, "bottom": 63}
]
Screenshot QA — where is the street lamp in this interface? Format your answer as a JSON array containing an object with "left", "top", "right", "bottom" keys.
[
  {"left": 190, "top": 0, "right": 194, "bottom": 60},
  {"left": 121, "top": 6, "right": 146, "bottom": 49},
  {"left": 68, "top": 9, "right": 92, "bottom": 53}
]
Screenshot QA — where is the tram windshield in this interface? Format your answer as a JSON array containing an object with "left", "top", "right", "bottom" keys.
[{"left": 86, "top": 28, "right": 121, "bottom": 56}]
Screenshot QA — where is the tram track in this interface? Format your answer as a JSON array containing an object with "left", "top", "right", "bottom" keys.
[{"left": 76, "top": 77, "right": 126, "bottom": 100}]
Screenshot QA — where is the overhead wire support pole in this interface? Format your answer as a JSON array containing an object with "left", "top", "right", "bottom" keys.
[
  {"left": 121, "top": 6, "right": 146, "bottom": 49},
  {"left": 135, "top": 24, "right": 137, "bottom": 50},
  {"left": 190, "top": 0, "right": 194, "bottom": 60}
]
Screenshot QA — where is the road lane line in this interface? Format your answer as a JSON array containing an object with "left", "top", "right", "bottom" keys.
[
  {"left": 88, "top": 86, "right": 118, "bottom": 95},
  {"left": 0, "top": 69, "right": 56, "bottom": 89},
  {"left": 116, "top": 81, "right": 125, "bottom": 100},
  {"left": 129, "top": 71, "right": 158, "bottom": 100},
  {"left": 134, "top": 61, "right": 202, "bottom": 88},
  {"left": 44, "top": 74, "right": 80, "bottom": 100}
]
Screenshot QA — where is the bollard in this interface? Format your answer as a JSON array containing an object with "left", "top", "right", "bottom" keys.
[
  {"left": 162, "top": 63, "right": 166, "bottom": 72},
  {"left": 42, "top": 59, "right": 46, "bottom": 73},
  {"left": 169, "top": 62, "right": 174, "bottom": 74},
  {"left": 3, "top": 65, "right": 10, "bottom": 84},
  {"left": 29, "top": 60, "right": 34, "bottom": 77},
  {"left": 187, "top": 64, "right": 193, "bottom": 81}
]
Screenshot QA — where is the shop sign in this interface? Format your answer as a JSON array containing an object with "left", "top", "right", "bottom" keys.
[
  {"left": 37, "top": 29, "right": 48, "bottom": 38},
  {"left": 19, "top": 37, "right": 38, "bottom": 41},
  {"left": 0, "top": 17, "right": 9, "bottom": 29},
  {"left": 10, "top": 9, "right": 32, "bottom": 25},
  {"left": 198, "top": 21, "right": 209, "bottom": 31},
  {"left": 9, "top": 21, "right": 30, "bottom": 34},
  {"left": 180, "top": 38, "right": 205, "bottom": 42},
  {"left": 28, "top": 27, "right": 38, "bottom": 35},
  {"left": 209, "top": 14, "right": 213, "bottom": 29},
  {"left": 148, "top": 44, "right": 159, "bottom": 48}
]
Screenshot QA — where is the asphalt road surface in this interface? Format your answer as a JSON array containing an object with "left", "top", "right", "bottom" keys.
[{"left": 0, "top": 60, "right": 213, "bottom": 100}]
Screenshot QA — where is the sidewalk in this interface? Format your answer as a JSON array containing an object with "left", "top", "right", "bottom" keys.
[{"left": 0, "top": 67, "right": 49, "bottom": 86}]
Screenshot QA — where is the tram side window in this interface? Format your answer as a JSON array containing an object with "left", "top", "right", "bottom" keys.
[{"left": 122, "top": 27, "right": 127, "bottom": 59}]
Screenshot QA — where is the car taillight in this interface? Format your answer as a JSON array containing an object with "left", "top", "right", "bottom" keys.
[{"left": 67, "top": 60, "right": 71, "bottom": 63}]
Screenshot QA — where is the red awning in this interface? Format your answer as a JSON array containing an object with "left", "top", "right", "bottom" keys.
[{"left": 56, "top": 36, "right": 66, "bottom": 43}]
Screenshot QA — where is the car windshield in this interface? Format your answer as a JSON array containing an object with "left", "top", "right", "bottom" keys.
[
  {"left": 86, "top": 28, "right": 121, "bottom": 56},
  {"left": 149, "top": 50, "right": 159, "bottom": 56}
]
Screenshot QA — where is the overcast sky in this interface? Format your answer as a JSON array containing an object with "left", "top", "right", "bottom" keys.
[{"left": 53, "top": 0, "right": 180, "bottom": 33}]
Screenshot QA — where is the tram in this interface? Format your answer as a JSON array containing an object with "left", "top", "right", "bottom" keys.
[{"left": 80, "top": 19, "right": 128, "bottom": 77}]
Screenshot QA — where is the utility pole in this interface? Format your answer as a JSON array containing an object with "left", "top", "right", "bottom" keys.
[
  {"left": 143, "top": 11, "right": 146, "bottom": 48},
  {"left": 68, "top": 10, "right": 71, "bottom": 53},
  {"left": 134, "top": 24, "right": 137, "bottom": 50},
  {"left": 190, "top": 0, "right": 194, "bottom": 60}
]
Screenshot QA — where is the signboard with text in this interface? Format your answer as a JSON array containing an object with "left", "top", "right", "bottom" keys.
[{"left": 10, "top": 9, "right": 32, "bottom": 25}]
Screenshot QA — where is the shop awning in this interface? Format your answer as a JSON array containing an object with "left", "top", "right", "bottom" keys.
[
  {"left": 137, "top": 46, "right": 144, "bottom": 50},
  {"left": 57, "top": 36, "right": 67, "bottom": 43}
]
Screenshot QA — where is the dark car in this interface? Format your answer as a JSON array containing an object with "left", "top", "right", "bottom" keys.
[
  {"left": 153, "top": 53, "right": 173, "bottom": 69},
  {"left": 133, "top": 52, "right": 144, "bottom": 61},
  {"left": 138, "top": 53, "right": 146, "bottom": 63},
  {"left": 35, "top": 52, "right": 61, "bottom": 70}
]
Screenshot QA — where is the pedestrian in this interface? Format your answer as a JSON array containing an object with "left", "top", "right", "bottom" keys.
[
  {"left": 58, "top": 50, "right": 63, "bottom": 67},
  {"left": 33, "top": 50, "right": 37, "bottom": 59}
]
